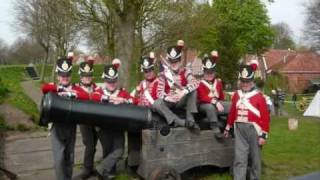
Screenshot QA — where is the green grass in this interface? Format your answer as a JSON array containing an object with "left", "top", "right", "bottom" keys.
[
  {"left": 262, "top": 116, "right": 320, "bottom": 179},
  {"left": 0, "top": 66, "right": 39, "bottom": 123},
  {"left": 187, "top": 115, "right": 320, "bottom": 180}
]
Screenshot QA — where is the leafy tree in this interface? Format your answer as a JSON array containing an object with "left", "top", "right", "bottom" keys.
[
  {"left": 271, "top": 22, "right": 296, "bottom": 50},
  {"left": 194, "top": 0, "right": 273, "bottom": 85}
]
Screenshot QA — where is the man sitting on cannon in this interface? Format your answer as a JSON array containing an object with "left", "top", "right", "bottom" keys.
[
  {"left": 197, "top": 51, "right": 225, "bottom": 138},
  {"left": 91, "top": 62, "right": 133, "bottom": 180},
  {"left": 153, "top": 45, "right": 200, "bottom": 130},
  {"left": 132, "top": 54, "right": 167, "bottom": 107}
]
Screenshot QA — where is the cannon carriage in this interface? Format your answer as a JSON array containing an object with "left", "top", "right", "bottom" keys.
[{"left": 39, "top": 93, "right": 234, "bottom": 179}]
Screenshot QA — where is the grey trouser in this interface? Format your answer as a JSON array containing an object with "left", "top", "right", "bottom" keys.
[
  {"left": 233, "top": 122, "right": 261, "bottom": 180},
  {"left": 97, "top": 129, "right": 124, "bottom": 176},
  {"left": 79, "top": 125, "right": 98, "bottom": 172},
  {"left": 199, "top": 103, "right": 219, "bottom": 124},
  {"left": 153, "top": 91, "right": 198, "bottom": 124},
  {"left": 51, "top": 123, "right": 77, "bottom": 180}
]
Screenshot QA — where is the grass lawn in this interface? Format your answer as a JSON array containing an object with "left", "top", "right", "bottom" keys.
[{"left": 0, "top": 66, "right": 39, "bottom": 122}]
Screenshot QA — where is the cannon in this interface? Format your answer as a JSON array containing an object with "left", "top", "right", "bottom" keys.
[{"left": 40, "top": 93, "right": 234, "bottom": 179}]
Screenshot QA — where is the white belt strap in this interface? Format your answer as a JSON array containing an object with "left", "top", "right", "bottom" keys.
[
  {"left": 142, "top": 81, "right": 155, "bottom": 104},
  {"left": 236, "top": 90, "right": 261, "bottom": 117},
  {"left": 201, "top": 80, "right": 219, "bottom": 98},
  {"left": 162, "top": 65, "right": 174, "bottom": 88},
  {"left": 103, "top": 89, "right": 119, "bottom": 97}
]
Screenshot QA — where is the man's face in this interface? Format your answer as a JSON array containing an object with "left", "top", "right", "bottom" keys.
[
  {"left": 144, "top": 70, "right": 155, "bottom": 80},
  {"left": 240, "top": 81, "right": 254, "bottom": 92},
  {"left": 104, "top": 80, "right": 118, "bottom": 91},
  {"left": 57, "top": 75, "right": 71, "bottom": 86},
  {"left": 204, "top": 71, "right": 215, "bottom": 81},
  {"left": 80, "top": 76, "right": 93, "bottom": 85},
  {"left": 170, "top": 60, "right": 182, "bottom": 71}
]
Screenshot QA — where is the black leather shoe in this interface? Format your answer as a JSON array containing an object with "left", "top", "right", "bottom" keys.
[{"left": 212, "top": 127, "right": 223, "bottom": 139}]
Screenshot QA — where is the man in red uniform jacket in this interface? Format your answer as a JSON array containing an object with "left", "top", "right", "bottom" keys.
[
  {"left": 41, "top": 55, "right": 78, "bottom": 180},
  {"left": 72, "top": 61, "right": 100, "bottom": 180},
  {"left": 153, "top": 46, "right": 199, "bottom": 129},
  {"left": 133, "top": 56, "right": 167, "bottom": 107},
  {"left": 197, "top": 51, "right": 225, "bottom": 138},
  {"left": 91, "top": 63, "right": 132, "bottom": 180},
  {"left": 224, "top": 61, "right": 270, "bottom": 180}
]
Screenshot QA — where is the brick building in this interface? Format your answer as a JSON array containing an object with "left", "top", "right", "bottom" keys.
[{"left": 261, "top": 49, "right": 320, "bottom": 93}]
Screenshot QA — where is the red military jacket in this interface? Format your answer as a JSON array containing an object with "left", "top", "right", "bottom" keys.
[
  {"left": 73, "top": 83, "right": 97, "bottom": 101},
  {"left": 92, "top": 87, "right": 133, "bottom": 103},
  {"left": 41, "top": 82, "right": 77, "bottom": 95},
  {"left": 197, "top": 78, "right": 224, "bottom": 104},
  {"left": 157, "top": 67, "right": 198, "bottom": 98},
  {"left": 226, "top": 89, "right": 270, "bottom": 135},
  {"left": 134, "top": 77, "right": 170, "bottom": 107}
]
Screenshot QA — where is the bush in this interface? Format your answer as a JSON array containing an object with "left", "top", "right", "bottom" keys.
[{"left": 264, "top": 72, "right": 288, "bottom": 95}]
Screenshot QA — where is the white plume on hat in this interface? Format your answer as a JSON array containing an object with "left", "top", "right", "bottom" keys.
[
  {"left": 177, "top": 40, "right": 184, "bottom": 47},
  {"left": 112, "top": 58, "right": 121, "bottom": 69},
  {"left": 211, "top": 50, "right": 218, "bottom": 57},
  {"left": 149, "top": 52, "right": 155, "bottom": 59},
  {"left": 67, "top": 52, "right": 74, "bottom": 58}
]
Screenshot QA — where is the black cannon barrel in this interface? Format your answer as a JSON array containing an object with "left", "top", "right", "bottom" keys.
[{"left": 39, "top": 93, "right": 154, "bottom": 132}]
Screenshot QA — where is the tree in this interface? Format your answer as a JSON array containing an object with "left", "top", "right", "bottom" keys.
[
  {"left": 73, "top": 0, "right": 144, "bottom": 87},
  {"left": 271, "top": 22, "right": 296, "bottom": 50},
  {"left": 304, "top": 0, "right": 320, "bottom": 51},
  {"left": 7, "top": 37, "right": 46, "bottom": 64},
  {"left": 14, "top": 0, "right": 82, "bottom": 81},
  {"left": 193, "top": 0, "right": 273, "bottom": 84},
  {"left": 0, "top": 39, "right": 9, "bottom": 65}
]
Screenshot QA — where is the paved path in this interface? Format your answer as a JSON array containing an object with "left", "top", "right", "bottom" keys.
[
  {"left": 3, "top": 129, "right": 103, "bottom": 180},
  {"left": 20, "top": 80, "right": 42, "bottom": 109}
]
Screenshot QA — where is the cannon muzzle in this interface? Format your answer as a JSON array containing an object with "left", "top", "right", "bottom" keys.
[{"left": 39, "top": 93, "right": 154, "bottom": 132}]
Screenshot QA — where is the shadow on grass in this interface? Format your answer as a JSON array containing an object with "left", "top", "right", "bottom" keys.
[{"left": 181, "top": 166, "right": 231, "bottom": 180}]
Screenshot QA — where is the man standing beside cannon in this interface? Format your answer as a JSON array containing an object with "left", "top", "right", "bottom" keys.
[
  {"left": 41, "top": 54, "right": 78, "bottom": 180},
  {"left": 92, "top": 62, "right": 133, "bottom": 180},
  {"left": 72, "top": 60, "right": 99, "bottom": 180},
  {"left": 224, "top": 61, "right": 270, "bottom": 180},
  {"left": 197, "top": 51, "right": 225, "bottom": 138},
  {"left": 153, "top": 46, "right": 200, "bottom": 129}
]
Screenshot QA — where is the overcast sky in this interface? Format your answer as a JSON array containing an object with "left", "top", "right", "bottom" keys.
[{"left": 0, "top": 0, "right": 309, "bottom": 46}]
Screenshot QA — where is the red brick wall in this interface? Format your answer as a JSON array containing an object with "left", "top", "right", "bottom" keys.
[{"left": 284, "top": 73, "right": 320, "bottom": 93}]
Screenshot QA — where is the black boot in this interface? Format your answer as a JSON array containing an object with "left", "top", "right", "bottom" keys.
[
  {"left": 210, "top": 123, "right": 223, "bottom": 139},
  {"left": 186, "top": 120, "right": 201, "bottom": 133}
]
